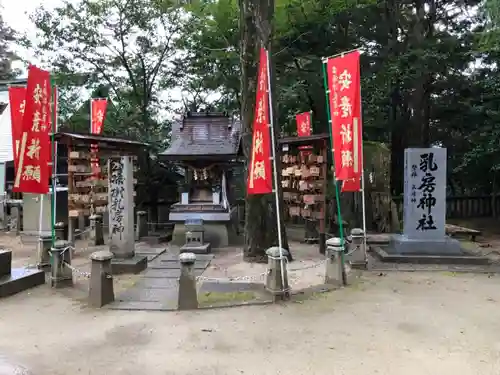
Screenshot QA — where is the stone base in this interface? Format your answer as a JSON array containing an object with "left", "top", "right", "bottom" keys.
[
  {"left": 373, "top": 245, "right": 490, "bottom": 266},
  {"left": 140, "top": 233, "right": 171, "bottom": 245},
  {"left": 0, "top": 268, "right": 45, "bottom": 298},
  {"left": 172, "top": 222, "right": 238, "bottom": 248},
  {"left": 180, "top": 243, "right": 211, "bottom": 255},
  {"left": 111, "top": 256, "right": 148, "bottom": 275},
  {"left": 390, "top": 234, "right": 463, "bottom": 255},
  {"left": 0, "top": 250, "right": 12, "bottom": 277}
]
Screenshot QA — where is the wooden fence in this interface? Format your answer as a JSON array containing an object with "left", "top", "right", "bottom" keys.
[{"left": 236, "top": 194, "right": 500, "bottom": 224}]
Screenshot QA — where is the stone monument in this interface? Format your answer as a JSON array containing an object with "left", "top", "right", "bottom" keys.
[
  {"left": 108, "top": 156, "right": 147, "bottom": 273},
  {"left": 391, "top": 147, "right": 461, "bottom": 254}
]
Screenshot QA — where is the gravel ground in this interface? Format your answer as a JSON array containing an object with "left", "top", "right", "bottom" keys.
[{"left": 1, "top": 268, "right": 500, "bottom": 374}]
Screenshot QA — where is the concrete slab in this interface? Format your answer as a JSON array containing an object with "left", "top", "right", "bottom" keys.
[
  {"left": 136, "top": 278, "right": 179, "bottom": 289},
  {"left": 142, "top": 268, "right": 205, "bottom": 278},
  {"left": 149, "top": 259, "right": 211, "bottom": 270},
  {"left": 107, "top": 300, "right": 177, "bottom": 311},
  {"left": 0, "top": 267, "right": 45, "bottom": 298},
  {"left": 372, "top": 246, "right": 490, "bottom": 265},
  {"left": 159, "top": 253, "right": 214, "bottom": 262},
  {"left": 180, "top": 243, "right": 211, "bottom": 254},
  {"left": 111, "top": 255, "right": 148, "bottom": 275}
]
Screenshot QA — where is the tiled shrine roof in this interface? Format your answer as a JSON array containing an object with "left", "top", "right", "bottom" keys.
[{"left": 160, "top": 112, "right": 242, "bottom": 161}]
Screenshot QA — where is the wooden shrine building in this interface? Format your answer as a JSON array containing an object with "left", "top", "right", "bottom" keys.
[{"left": 159, "top": 112, "right": 243, "bottom": 248}]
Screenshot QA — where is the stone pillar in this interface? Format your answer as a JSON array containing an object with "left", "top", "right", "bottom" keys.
[
  {"left": 54, "top": 222, "right": 65, "bottom": 241},
  {"left": 347, "top": 228, "right": 367, "bottom": 269},
  {"left": 265, "top": 247, "right": 290, "bottom": 300},
  {"left": 136, "top": 210, "right": 148, "bottom": 240},
  {"left": 325, "top": 237, "right": 346, "bottom": 286},
  {"left": 37, "top": 234, "right": 52, "bottom": 270},
  {"left": 90, "top": 214, "right": 104, "bottom": 246},
  {"left": 78, "top": 214, "right": 86, "bottom": 238},
  {"left": 177, "top": 252, "right": 198, "bottom": 310},
  {"left": 50, "top": 240, "right": 73, "bottom": 288},
  {"left": 108, "top": 156, "right": 135, "bottom": 259},
  {"left": 89, "top": 250, "right": 114, "bottom": 308}
]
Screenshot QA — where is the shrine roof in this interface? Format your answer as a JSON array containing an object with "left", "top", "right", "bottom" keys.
[
  {"left": 52, "top": 132, "right": 148, "bottom": 153},
  {"left": 160, "top": 112, "right": 242, "bottom": 161},
  {"left": 279, "top": 133, "right": 330, "bottom": 146}
]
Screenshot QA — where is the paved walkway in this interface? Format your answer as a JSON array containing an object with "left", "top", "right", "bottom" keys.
[{"left": 109, "top": 250, "right": 214, "bottom": 311}]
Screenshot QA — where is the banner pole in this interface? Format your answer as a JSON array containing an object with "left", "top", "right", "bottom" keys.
[
  {"left": 51, "top": 86, "right": 58, "bottom": 246},
  {"left": 265, "top": 48, "right": 287, "bottom": 295},
  {"left": 359, "top": 94, "right": 368, "bottom": 259},
  {"left": 321, "top": 61, "right": 346, "bottom": 285}
]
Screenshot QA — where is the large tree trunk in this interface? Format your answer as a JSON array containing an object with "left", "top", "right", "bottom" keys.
[{"left": 239, "top": 0, "right": 290, "bottom": 263}]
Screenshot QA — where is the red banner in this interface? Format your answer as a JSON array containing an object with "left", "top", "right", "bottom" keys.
[
  {"left": 8, "top": 87, "right": 26, "bottom": 169},
  {"left": 341, "top": 177, "right": 361, "bottom": 192},
  {"left": 247, "top": 48, "right": 272, "bottom": 195},
  {"left": 90, "top": 98, "right": 107, "bottom": 177},
  {"left": 296, "top": 112, "right": 311, "bottom": 136},
  {"left": 326, "top": 51, "right": 362, "bottom": 181},
  {"left": 13, "top": 65, "right": 51, "bottom": 194},
  {"left": 91, "top": 98, "right": 107, "bottom": 134}
]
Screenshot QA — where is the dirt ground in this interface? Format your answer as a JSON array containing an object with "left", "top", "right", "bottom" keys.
[{"left": 2, "top": 228, "right": 500, "bottom": 374}]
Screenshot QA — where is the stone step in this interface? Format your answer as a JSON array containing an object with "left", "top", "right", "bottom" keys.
[
  {"left": 0, "top": 267, "right": 45, "bottom": 298},
  {"left": 180, "top": 243, "right": 211, "bottom": 254}
]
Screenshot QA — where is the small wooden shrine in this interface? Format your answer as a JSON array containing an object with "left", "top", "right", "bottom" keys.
[
  {"left": 159, "top": 112, "right": 243, "bottom": 248},
  {"left": 279, "top": 134, "right": 329, "bottom": 254}
]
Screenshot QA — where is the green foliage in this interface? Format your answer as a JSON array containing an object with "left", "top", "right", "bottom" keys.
[{"left": 0, "top": 8, "right": 19, "bottom": 80}]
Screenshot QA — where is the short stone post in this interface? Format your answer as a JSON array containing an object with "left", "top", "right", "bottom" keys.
[
  {"left": 37, "top": 234, "right": 52, "bottom": 270},
  {"left": 347, "top": 228, "right": 367, "bottom": 269},
  {"left": 325, "top": 237, "right": 347, "bottom": 286},
  {"left": 11, "top": 205, "right": 21, "bottom": 235},
  {"left": 54, "top": 222, "right": 65, "bottom": 240},
  {"left": 90, "top": 214, "right": 104, "bottom": 246},
  {"left": 265, "top": 247, "right": 290, "bottom": 301},
  {"left": 68, "top": 217, "right": 75, "bottom": 245},
  {"left": 50, "top": 240, "right": 73, "bottom": 288},
  {"left": 177, "top": 252, "right": 198, "bottom": 310},
  {"left": 136, "top": 211, "right": 148, "bottom": 240},
  {"left": 89, "top": 250, "right": 114, "bottom": 308}
]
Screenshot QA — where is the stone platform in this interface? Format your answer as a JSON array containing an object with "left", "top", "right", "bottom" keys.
[
  {"left": 108, "top": 251, "right": 214, "bottom": 311},
  {"left": 0, "top": 249, "right": 45, "bottom": 298},
  {"left": 172, "top": 222, "right": 238, "bottom": 248},
  {"left": 111, "top": 255, "right": 148, "bottom": 275},
  {"left": 371, "top": 245, "right": 490, "bottom": 265},
  {"left": 0, "top": 268, "right": 46, "bottom": 298},
  {"left": 180, "top": 243, "right": 211, "bottom": 254},
  {"left": 390, "top": 234, "right": 463, "bottom": 255}
]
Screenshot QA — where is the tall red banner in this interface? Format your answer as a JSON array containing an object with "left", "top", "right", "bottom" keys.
[
  {"left": 8, "top": 87, "right": 26, "bottom": 169},
  {"left": 13, "top": 65, "right": 51, "bottom": 194},
  {"left": 91, "top": 98, "right": 107, "bottom": 134},
  {"left": 90, "top": 98, "right": 107, "bottom": 177},
  {"left": 341, "top": 177, "right": 361, "bottom": 192},
  {"left": 326, "top": 51, "right": 362, "bottom": 181},
  {"left": 247, "top": 48, "right": 272, "bottom": 195},
  {"left": 296, "top": 112, "right": 311, "bottom": 137}
]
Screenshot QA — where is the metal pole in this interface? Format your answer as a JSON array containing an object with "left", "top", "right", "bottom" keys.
[
  {"left": 322, "top": 48, "right": 362, "bottom": 62},
  {"left": 265, "top": 48, "right": 286, "bottom": 294},
  {"left": 359, "top": 94, "right": 368, "bottom": 259},
  {"left": 321, "top": 61, "right": 346, "bottom": 285},
  {"left": 51, "top": 86, "right": 58, "bottom": 245}
]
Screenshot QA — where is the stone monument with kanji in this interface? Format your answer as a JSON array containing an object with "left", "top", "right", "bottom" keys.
[{"left": 391, "top": 147, "right": 462, "bottom": 254}]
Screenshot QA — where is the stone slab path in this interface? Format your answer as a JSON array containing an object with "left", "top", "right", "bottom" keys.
[{"left": 108, "top": 251, "right": 214, "bottom": 311}]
